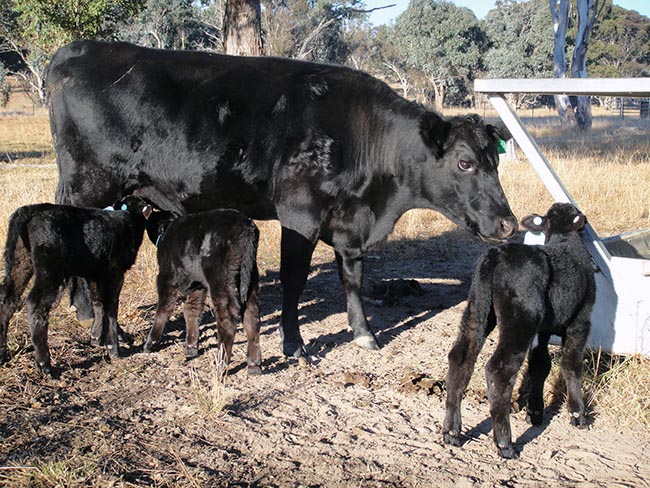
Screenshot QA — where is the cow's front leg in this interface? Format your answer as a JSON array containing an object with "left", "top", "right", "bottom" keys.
[
  {"left": 280, "top": 227, "right": 316, "bottom": 358},
  {"left": 335, "top": 252, "right": 379, "bottom": 350}
]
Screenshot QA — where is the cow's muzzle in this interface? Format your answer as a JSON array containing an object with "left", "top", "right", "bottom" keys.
[{"left": 478, "top": 216, "right": 518, "bottom": 244}]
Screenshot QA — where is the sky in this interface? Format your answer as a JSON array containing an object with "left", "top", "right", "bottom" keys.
[{"left": 367, "top": 0, "right": 650, "bottom": 25}]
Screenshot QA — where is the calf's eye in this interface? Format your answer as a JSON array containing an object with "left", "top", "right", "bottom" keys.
[{"left": 458, "top": 160, "right": 473, "bottom": 172}]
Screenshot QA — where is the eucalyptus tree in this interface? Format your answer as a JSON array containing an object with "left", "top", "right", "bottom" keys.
[{"left": 392, "top": 0, "right": 486, "bottom": 110}]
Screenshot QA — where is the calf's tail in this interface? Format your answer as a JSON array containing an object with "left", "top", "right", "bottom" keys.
[{"left": 0, "top": 207, "right": 35, "bottom": 362}]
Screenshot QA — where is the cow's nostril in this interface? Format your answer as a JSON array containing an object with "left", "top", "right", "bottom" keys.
[{"left": 500, "top": 218, "right": 517, "bottom": 237}]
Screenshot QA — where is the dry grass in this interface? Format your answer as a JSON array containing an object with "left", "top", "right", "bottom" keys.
[
  {"left": 0, "top": 99, "right": 649, "bottom": 434},
  {"left": 189, "top": 347, "right": 230, "bottom": 416}
]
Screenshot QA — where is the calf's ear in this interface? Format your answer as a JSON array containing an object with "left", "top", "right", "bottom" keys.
[
  {"left": 572, "top": 213, "right": 586, "bottom": 231},
  {"left": 521, "top": 213, "right": 546, "bottom": 232},
  {"left": 419, "top": 112, "right": 451, "bottom": 159},
  {"left": 142, "top": 205, "right": 153, "bottom": 220}
]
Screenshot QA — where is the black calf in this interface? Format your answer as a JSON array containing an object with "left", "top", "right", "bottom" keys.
[
  {"left": 142, "top": 209, "right": 262, "bottom": 375},
  {"left": 443, "top": 203, "right": 595, "bottom": 458},
  {"left": 0, "top": 196, "right": 152, "bottom": 374}
]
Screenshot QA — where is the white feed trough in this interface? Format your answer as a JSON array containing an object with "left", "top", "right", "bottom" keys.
[{"left": 475, "top": 78, "right": 650, "bottom": 357}]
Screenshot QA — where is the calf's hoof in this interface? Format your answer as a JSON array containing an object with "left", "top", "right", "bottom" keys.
[
  {"left": 36, "top": 360, "right": 52, "bottom": 376},
  {"left": 143, "top": 341, "right": 155, "bottom": 353},
  {"left": 90, "top": 336, "right": 101, "bottom": 347},
  {"left": 185, "top": 346, "right": 199, "bottom": 359},
  {"left": 105, "top": 344, "right": 120, "bottom": 358},
  {"left": 443, "top": 431, "right": 462, "bottom": 447},
  {"left": 247, "top": 364, "right": 262, "bottom": 376},
  {"left": 570, "top": 411, "right": 587, "bottom": 429},
  {"left": 526, "top": 409, "right": 543, "bottom": 426},
  {"left": 353, "top": 334, "right": 380, "bottom": 351},
  {"left": 497, "top": 444, "right": 519, "bottom": 459}
]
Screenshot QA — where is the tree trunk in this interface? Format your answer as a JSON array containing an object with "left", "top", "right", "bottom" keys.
[
  {"left": 223, "top": 0, "right": 264, "bottom": 56},
  {"left": 549, "top": 0, "right": 576, "bottom": 126},
  {"left": 571, "top": 0, "right": 600, "bottom": 130}
]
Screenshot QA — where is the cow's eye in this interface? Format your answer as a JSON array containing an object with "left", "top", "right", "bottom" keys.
[{"left": 458, "top": 160, "right": 473, "bottom": 172}]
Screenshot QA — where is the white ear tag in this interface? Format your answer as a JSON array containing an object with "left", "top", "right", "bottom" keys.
[
  {"left": 533, "top": 216, "right": 543, "bottom": 225},
  {"left": 573, "top": 215, "right": 580, "bottom": 224},
  {"left": 103, "top": 205, "right": 115, "bottom": 212},
  {"left": 121, "top": 204, "right": 128, "bottom": 211},
  {"left": 524, "top": 231, "right": 546, "bottom": 245}
]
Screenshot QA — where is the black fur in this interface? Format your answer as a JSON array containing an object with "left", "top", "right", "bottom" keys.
[
  {"left": 46, "top": 40, "right": 516, "bottom": 357},
  {"left": 443, "top": 203, "right": 595, "bottom": 458},
  {"left": 0, "top": 196, "right": 152, "bottom": 374},
  {"left": 143, "top": 209, "right": 262, "bottom": 374}
]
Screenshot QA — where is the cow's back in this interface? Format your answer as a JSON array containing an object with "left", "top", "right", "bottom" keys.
[{"left": 46, "top": 41, "right": 417, "bottom": 218}]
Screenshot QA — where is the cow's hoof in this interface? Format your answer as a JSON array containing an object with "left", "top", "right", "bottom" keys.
[
  {"left": 282, "top": 341, "right": 305, "bottom": 358},
  {"left": 185, "top": 346, "right": 198, "bottom": 359},
  {"left": 247, "top": 365, "right": 262, "bottom": 376},
  {"left": 497, "top": 444, "right": 518, "bottom": 459},
  {"left": 354, "top": 334, "right": 380, "bottom": 351},
  {"left": 570, "top": 411, "right": 587, "bottom": 429},
  {"left": 526, "top": 410, "right": 543, "bottom": 426},
  {"left": 443, "top": 431, "right": 462, "bottom": 447}
]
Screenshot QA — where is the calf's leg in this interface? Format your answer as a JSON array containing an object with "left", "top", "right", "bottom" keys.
[
  {"left": 211, "top": 289, "right": 237, "bottom": 364},
  {"left": 183, "top": 288, "right": 206, "bottom": 359},
  {"left": 525, "top": 333, "right": 552, "bottom": 426},
  {"left": 99, "top": 275, "right": 125, "bottom": 358},
  {"left": 242, "top": 275, "right": 262, "bottom": 375},
  {"left": 443, "top": 297, "right": 496, "bottom": 447},
  {"left": 144, "top": 275, "right": 177, "bottom": 353},
  {"left": 0, "top": 246, "right": 34, "bottom": 364},
  {"left": 89, "top": 282, "right": 105, "bottom": 346},
  {"left": 26, "top": 275, "right": 62, "bottom": 375},
  {"left": 561, "top": 309, "right": 591, "bottom": 428}
]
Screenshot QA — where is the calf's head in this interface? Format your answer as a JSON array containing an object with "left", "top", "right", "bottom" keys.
[
  {"left": 521, "top": 202, "right": 586, "bottom": 243},
  {"left": 115, "top": 195, "right": 155, "bottom": 221},
  {"left": 419, "top": 113, "right": 517, "bottom": 243}
]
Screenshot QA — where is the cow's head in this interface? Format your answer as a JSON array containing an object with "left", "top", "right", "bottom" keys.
[
  {"left": 418, "top": 112, "right": 517, "bottom": 243},
  {"left": 521, "top": 202, "right": 586, "bottom": 243}
]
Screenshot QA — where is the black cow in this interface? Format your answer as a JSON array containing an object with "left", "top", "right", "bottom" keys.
[
  {"left": 443, "top": 203, "right": 595, "bottom": 458},
  {"left": 143, "top": 209, "right": 262, "bottom": 375},
  {"left": 0, "top": 196, "right": 153, "bottom": 374},
  {"left": 46, "top": 40, "right": 517, "bottom": 358}
]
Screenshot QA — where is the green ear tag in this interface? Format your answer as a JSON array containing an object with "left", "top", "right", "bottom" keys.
[{"left": 497, "top": 139, "right": 507, "bottom": 154}]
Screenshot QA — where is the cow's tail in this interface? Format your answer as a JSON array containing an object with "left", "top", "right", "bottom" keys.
[{"left": 238, "top": 224, "right": 260, "bottom": 311}]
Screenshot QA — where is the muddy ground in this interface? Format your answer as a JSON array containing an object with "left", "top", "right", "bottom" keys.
[{"left": 0, "top": 229, "right": 648, "bottom": 487}]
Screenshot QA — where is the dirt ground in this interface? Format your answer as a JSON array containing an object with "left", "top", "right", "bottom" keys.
[{"left": 1, "top": 230, "right": 649, "bottom": 487}]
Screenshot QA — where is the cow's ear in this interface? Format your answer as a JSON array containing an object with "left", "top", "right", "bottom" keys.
[
  {"left": 487, "top": 121, "right": 511, "bottom": 143},
  {"left": 419, "top": 112, "right": 451, "bottom": 159},
  {"left": 521, "top": 213, "right": 546, "bottom": 232}
]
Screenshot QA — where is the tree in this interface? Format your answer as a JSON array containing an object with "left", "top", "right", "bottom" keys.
[
  {"left": 0, "top": 0, "right": 145, "bottom": 102},
  {"left": 392, "top": 0, "right": 486, "bottom": 110},
  {"left": 223, "top": 0, "right": 264, "bottom": 55},
  {"left": 587, "top": 1, "right": 650, "bottom": 78},
  {"left": 262, "top": 0, "right": 367, "bottom": 64},
  {"left": 549, "top": 0, "right": 604, "bottom": 130}
]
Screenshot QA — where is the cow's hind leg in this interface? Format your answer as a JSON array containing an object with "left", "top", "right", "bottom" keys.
[
  {"left": 525, "top": 332, "right": 552, "bottom": 426},
  {"left": 0, "top": 244, "right": 34, "bottom": 364},
  {"left": 279, "top": 227, "right": 315, "bottom": 358},
  {"left": 183, "top": 288, "right": 206, "bottom": 359},
  {"left": 242, "top": 269, "right": 262, "bottom": 375},
  {"left": 561, "top": 307, "right": 591, "bottom": 428},
  {"left": 335, "top": 252, "right": 379, "bottom": 351},
  {"left": 443, "top": 296, "right": 496, "bottom": 447}
]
